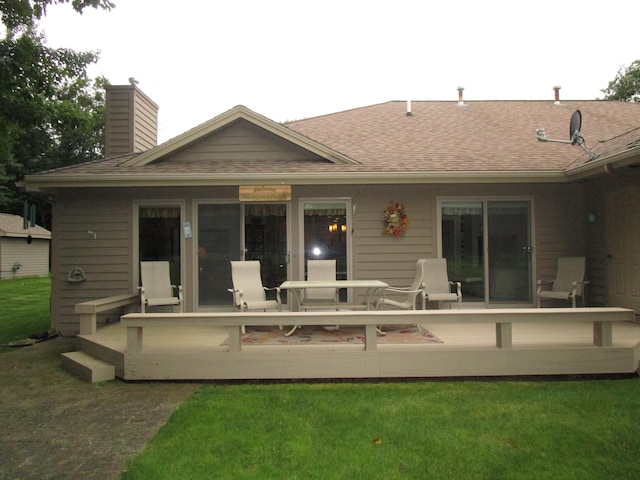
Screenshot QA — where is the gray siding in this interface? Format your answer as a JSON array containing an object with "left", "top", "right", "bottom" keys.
[
  {"left": 52, "top": 192, "right": 132, "bottom": 332},
  {"left": 105, "top": 85, "right": 158, "bottom": 157},
  {"left": 170, "top": 120, "right": 325, "bottom": 163}
]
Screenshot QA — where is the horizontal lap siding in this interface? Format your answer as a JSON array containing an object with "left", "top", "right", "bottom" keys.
[
  {"left": 533, "top": 184, "right": 586, "bottom": 282},
  {"left": 170, "top": 121, "right": 323, "bottom": 163},
  {"left": 352, "top": 187, "right": 436, "bottom": 287},
  {"left": 133, "top": 92, "right": 157, "bottom": 152},
  {"left": 52, "top": 194, "right": 132, "bottom": 333},
  {"left": 0, "top": 238, "right": 49, "bottom": 279}
]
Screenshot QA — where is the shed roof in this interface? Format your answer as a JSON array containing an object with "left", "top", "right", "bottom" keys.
[
  {"left": 0, "top": 214, "right": 51, "bottom": 239},
  {"left": 24, "top": 99, "right": 640, "bottom": 190}
]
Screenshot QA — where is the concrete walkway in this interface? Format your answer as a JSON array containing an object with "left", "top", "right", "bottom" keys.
[{"left": 0, "top": 336, "right": 197, "bottom": 480}]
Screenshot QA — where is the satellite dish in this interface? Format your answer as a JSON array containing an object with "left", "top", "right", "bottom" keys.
[
  {"left": 569, "top": 110, "right": 582, "bottom": 145},
  {"left": 536, "top": 109, "right": 597, "bottom": 160}
]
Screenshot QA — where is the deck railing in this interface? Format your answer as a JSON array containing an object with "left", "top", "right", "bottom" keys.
[{"left": 121, "top": 307, "right": 635, "bottom": 354}]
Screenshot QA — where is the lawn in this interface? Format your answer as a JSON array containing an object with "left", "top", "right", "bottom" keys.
[
  {"left": 0, "top": 276, "right": 51, "bottom": 347},
  {"left": 121, "top": 378, "right": 640, "bottom": 480}
]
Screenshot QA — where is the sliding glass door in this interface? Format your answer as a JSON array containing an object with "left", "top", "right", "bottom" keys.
[
  {"left": 197, "top": 203, "right": 288, "bottom": 307},
  {"left": 441, "top": 199, "right": 533, "bottom": 306}
]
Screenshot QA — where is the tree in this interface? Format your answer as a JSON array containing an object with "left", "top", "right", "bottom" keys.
[
  {"left": 1, "top": 0, "right": 114, "bottom": 32},
  {"left": 0, "top": 1, "right": 113, "bottom": 227},
  {"left": 601, "top": 60, "right": 640, "bottom": 103}
]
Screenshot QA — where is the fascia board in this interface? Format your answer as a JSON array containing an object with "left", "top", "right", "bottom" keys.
[
  {"left": 564, "top": 147, "right": 640, "bottom": 181},
  {"left": 24, "top": 171, "right": 568, "bottom": 190}
]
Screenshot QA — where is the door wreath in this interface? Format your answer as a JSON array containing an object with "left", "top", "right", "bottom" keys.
[{"left": 383, "top": 202, "right": 409, "bottom": 237}]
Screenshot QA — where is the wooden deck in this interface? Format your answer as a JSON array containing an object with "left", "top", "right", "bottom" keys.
[{"left": 73, "top": 308, "right": 640, "bottom": 381}]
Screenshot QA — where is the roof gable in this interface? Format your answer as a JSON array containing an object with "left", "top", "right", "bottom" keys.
[
  {"left": 121, "top": 105, "right": 359, "bottom": 167},
  {"left": 0, "top": 214, "right": 51, "bottom": 239}
]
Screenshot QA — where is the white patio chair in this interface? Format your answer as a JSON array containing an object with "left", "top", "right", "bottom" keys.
[
  {"left": 422, "top": 258, "right": 462, "bottom": 309},
  {"left": 374, "top": 258, "right": 427, "bottom": 311},
  {"left": 537, "top": 256, "right": 587, "bottom": 308},
  {"left": 228, "top": 260, "right": 283, "bottom": 333},
  {"left": 139, "top": 261, "right": 183, "bottom": 313},
  {"left": 303, "top": 260, "right": 339, "bottom": 309}
]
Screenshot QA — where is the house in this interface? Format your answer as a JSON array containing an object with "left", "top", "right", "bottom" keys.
[
  {"left": 23, "top": 84, "right": 640, "bottom": 335},
  {"left": 0, "top": 213, "right": 51, "bottom": 280}
]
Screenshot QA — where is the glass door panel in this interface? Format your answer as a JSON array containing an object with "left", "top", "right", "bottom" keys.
[
  {"left": 441, "top": 202, "right": 485, "bottom": 302},
  {"left": 303, "top": 202, "right": 348, "bottom": 301},
  {"left": 139, "top": 205, "right": 181, "bottom": 286},
  {"left": 488, "top": 201, "right": 532, "bottom": 303},
  {"left": 197, "top": 204, "right": 241, "bottom": 306},
  {"left": 244, "top": 204, "right": 288, "bottom": 303}
]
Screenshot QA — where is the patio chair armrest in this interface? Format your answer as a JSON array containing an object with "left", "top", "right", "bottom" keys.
[
  {"left": 449, "top": 281, "right": 462, "bottom": 296},
  {"left": 263, "top": 286, "right": 282, "bottom": 305},
  {"left": 172, "top": 284, "right": 183, "bottom": 302},
  {"left": 227, "top": 288, "right": 244, "bottom": 307},
  {"left": 384, "top": 286, "right": 420, "bottom": 293}
]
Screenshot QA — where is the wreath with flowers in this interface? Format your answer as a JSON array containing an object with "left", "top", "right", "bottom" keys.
[{"left": 383, "top": 202, "right": 409, "bottom": 237}]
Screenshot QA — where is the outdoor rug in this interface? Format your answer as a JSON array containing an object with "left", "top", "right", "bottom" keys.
[{"left": 224, "top": 325, "right": 443, "bottom": 346}]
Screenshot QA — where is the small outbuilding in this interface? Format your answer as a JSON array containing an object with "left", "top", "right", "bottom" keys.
[{"left": 0, "top": 213, "right": 51, "bottom": 280}]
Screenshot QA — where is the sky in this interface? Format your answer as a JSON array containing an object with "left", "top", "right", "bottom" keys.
[{"left": 38, "top": 0, "right": 638, "bottom": 143}]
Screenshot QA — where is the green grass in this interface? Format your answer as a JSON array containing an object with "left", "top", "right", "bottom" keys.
[
  {"left": 121, "top": 379, "right": 640, "bottom": 480},
  {"left": 0, "top": 276, "right": 51, "bottom": 347}
]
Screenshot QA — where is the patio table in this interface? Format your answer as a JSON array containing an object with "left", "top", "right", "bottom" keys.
[
  {"left": 279, "top": 280, "right": 389, "bottom": 336},
  {"left": 279, "top": 280, "right": 388, "bottom": 311}
]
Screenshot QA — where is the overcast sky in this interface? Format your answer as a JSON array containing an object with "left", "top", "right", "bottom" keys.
[{"left": 38, "top": 0, "right": 638, "bottom": 143}]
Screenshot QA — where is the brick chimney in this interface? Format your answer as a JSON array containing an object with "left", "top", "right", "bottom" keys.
[{"left": 105, "top": 83, "right": 159, "bottom": 157}]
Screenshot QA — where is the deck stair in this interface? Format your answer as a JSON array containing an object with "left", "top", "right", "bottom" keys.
[{"left": 61, "top": 351, "right": 115, "bottom": 383}]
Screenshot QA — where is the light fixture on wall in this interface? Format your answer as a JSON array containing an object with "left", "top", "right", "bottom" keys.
[{"left": 328, "top": 222, "right": 347, "bottom": 233}]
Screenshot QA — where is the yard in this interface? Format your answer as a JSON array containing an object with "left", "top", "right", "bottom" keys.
[{"left": 2, "top": 278, "right": 639, "bottom": 479}]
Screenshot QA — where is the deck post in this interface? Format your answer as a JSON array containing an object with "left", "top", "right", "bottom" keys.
[
  {"left": 126, "top": 326, "right": 143, "bottom": 354},
  {"left": 364, "top": 324, "right": 377, "bottom": 351},
  {"left": 79, "top": 313, "right": 97, "bottom": 336},
  {"left": 593, "top": 321, "right": 612, "bottom": 347},
  {"left": 496, "top": 322, "right": 512, "bottom": 348},
  {"left": 227, "top": 326, "right": 242, "bottom": 352}
]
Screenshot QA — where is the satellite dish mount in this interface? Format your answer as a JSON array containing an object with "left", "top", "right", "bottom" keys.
[{"left": 536, "top": 110, "right": 598, "bottom": 160}]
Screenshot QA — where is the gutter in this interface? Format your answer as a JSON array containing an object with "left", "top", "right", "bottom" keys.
[{"left": 564, "top": 147, "right": 640, "bottom": 182}]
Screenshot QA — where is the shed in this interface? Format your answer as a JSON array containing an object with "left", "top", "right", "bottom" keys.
[{"left": 0, "top": 213, "right": 51, "bottom": 279}]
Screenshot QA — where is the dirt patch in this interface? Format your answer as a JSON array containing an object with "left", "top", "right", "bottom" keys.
[{"left": 0, "top": 336, "right": 198, "bottom": 480}]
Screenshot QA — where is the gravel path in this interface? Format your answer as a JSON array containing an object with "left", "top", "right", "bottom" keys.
[{"left": 0, "top": 336, "right": 198, "bottom": 479}]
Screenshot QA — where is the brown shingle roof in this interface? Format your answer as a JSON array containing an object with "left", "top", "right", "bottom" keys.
[
  {"left": 25, "top": 99, "right": 640, "bottom": 188},
  {"left": 285, "top": 100, "right": 640, "bottom": 171}
]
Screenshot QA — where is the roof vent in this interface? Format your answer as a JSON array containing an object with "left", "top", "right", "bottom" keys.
[
  {"left": 553, "top": 85, "right": 561, "bottom": 105},
  {"left": 406, "top": 100, "right": 412, "bottom": 116},
  {"left": 457, "top": 87, "right": 465, "bottom": 106}
]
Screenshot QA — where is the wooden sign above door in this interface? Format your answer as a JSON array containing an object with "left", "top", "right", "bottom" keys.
[{"left": 239, "top": 185, "right": 291, "bottom": 202}]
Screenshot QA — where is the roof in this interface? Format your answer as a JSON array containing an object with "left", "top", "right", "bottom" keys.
[
  {"left": 24, "top": 99, "right": 640, "bottom": 190},
  {"left": 0, "top": 214, "right": 51, "bottom": 239}
]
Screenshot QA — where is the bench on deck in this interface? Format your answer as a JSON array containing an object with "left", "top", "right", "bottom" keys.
[
  {"left": 76, "top": 293, "right": 140, "bottom": 335},
  {"left": 121, "top": 307, "right": 634, "bottom": 354}
]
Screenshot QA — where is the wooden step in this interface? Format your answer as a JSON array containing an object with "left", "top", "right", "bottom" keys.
[{"left": 61, "top": 351, "right": 115, "bottom": 383}]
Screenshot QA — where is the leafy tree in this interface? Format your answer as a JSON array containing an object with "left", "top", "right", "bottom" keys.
[
  {"left": 1, "top": 0, "right": 114, "bottom": 32},
  {"left": 601, "top": 60, "right": 640, "bottom": 102},
  {"left": 0, "top": 1, "right": 113, "bottom": 227}
]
